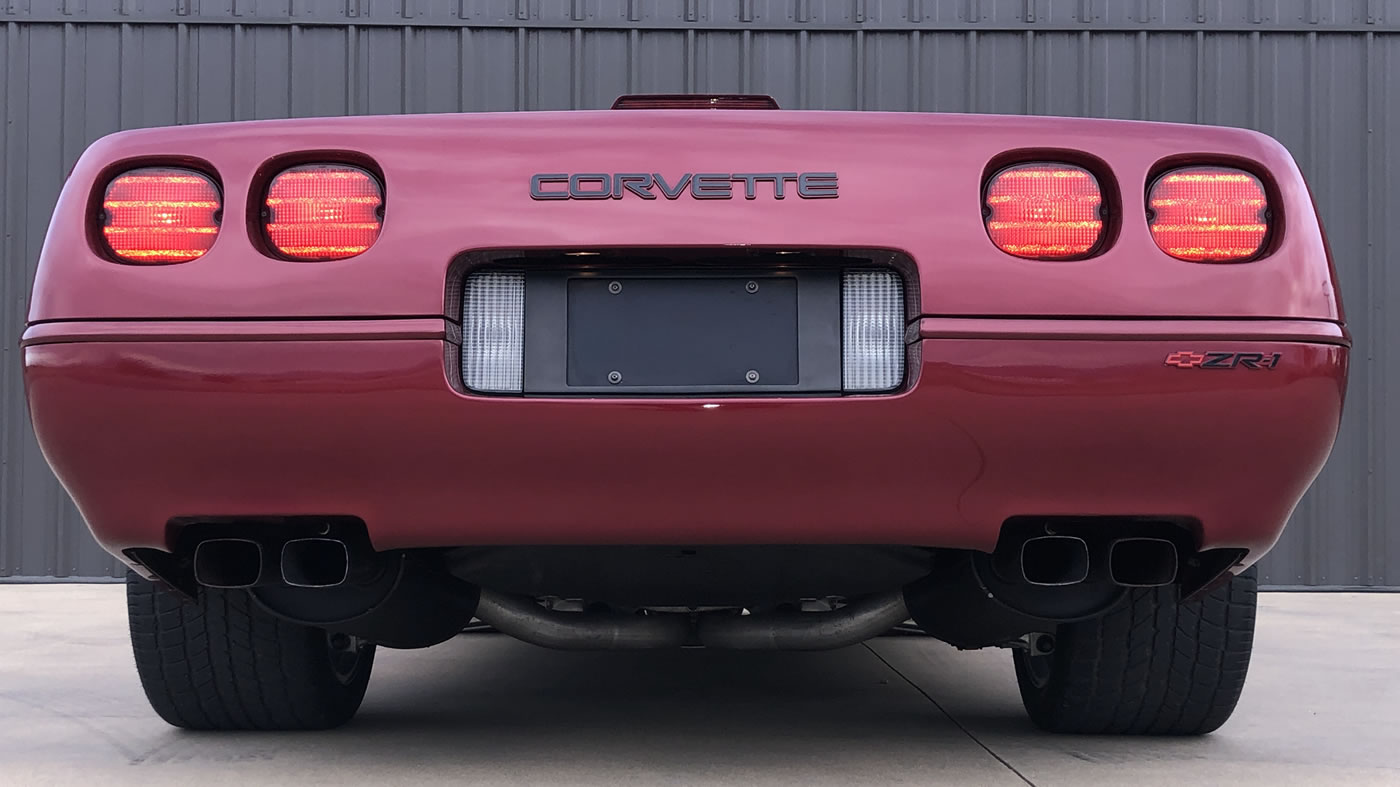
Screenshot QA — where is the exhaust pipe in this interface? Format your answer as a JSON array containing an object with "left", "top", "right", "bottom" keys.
[
  {"left": 696, "top": 592, "right": 908, "bottom": 651},
  {"left": 1017, "top": 535, "right": 1091, "bottom": 586},
  {"left": 473, "top": 589, "right": 692, "bottom": 650},
  {"left": 474, "top": 590, "right": 910, "bottom": 651},
  {"left": 193, "top": 538, "right": 265, "bottom": 588},
  {"left": 280, "top": 538, "right": 352, "bottom": 588},
  {"left": 1108, "top": 537, "right": 1179, "bottom": 587}
]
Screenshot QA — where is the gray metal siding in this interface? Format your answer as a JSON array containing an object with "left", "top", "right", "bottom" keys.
[{"left": 1, "top": 0, "right": 1396, "bottom": 585}]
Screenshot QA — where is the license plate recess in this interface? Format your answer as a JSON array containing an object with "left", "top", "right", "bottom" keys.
[{"left": 522, "top": 271, "right": 840, "bottom": 395}]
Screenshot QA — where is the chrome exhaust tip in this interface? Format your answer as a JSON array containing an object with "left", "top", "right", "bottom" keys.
[
  {"left": 1108, "top": 537, "right": 1179, "bottom": 587},
  {"left": 193, "top": 538, "right": 265, "bottom": 589},
  {"left": 1019, "top": 535, "right": 1091, "bottom": 586},
  {"left": 280, "top": 538, "right": 351, "bottom": 588}
]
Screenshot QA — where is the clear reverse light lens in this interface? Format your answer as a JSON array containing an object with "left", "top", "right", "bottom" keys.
[
  {"left": 462, "top": 271, "right": 525, "bottom": 393},
  {"left": 842, "top": 270, "right": 905, "bottom": 392}
]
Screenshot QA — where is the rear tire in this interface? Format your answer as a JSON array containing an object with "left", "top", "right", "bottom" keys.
[
  {"left": 127, "top": 572, "right": 375, "bottom": 730},
  {"left": 1013, "top": 567, "right": 1257, "bottom": 735}
]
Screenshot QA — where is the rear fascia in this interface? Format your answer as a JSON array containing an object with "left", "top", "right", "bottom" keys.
[
  {"left": 25, "top": 111, "right": 1348, "bottom": 573},
  {"left": 23, "top": 330, "right": 1344, "bottom": 563}
]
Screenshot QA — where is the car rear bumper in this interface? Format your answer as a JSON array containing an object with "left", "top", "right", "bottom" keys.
[{"left": 22, "top": 317, "right": 1347, "bottom": 566}]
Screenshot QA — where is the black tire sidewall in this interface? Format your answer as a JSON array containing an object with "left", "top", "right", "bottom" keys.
[
  {"left": 1011, "top": 568, "right": 1258, "bottom": 735},
  {"left": 127, "top": 573, "right": 377, "bottom": 730}
]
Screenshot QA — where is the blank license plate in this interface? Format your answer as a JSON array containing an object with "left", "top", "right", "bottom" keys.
[{"left": 566, "top": 277, "right": 799, "bottom": 387}]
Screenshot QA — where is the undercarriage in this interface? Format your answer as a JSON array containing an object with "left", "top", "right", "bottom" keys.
[{"left": 127, "top": 517, "right": 1243, "bottom": 653}]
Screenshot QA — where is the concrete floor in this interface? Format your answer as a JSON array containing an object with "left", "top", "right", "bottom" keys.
[{"left": 1, "top": 587, "right": 1397, "bottom": 786}]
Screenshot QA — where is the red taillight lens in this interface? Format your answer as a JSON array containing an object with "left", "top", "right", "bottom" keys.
[
  {"left": 264, "top": 164, "right": 384, "bottom": 261},
  {"left": 1147, "top": 166, "right": 1269, "bottom": 262},
  {"left": 101, "top": 167, "right": 220, "bottom": 264},
  {"left": 983, "top": 163, "right": 1105, "bottom": 260}
]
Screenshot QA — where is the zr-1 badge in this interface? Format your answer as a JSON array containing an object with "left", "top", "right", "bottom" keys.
[{"left": 1164, "top": 351, "right": 1282, "bottom": 369}]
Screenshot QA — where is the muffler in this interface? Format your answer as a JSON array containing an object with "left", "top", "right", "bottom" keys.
[
  {"left": 253, "top": 552, "right": 479, "bottom": 649},
  {"left": 192, "top": 538, "right": 265, "bottom": 588},
  {"left": 1016, "top": 535, "right": 1091, "bottom": 586},
  {"left": 1108, "top": 537, "right": 1179, "bottom": 587},
  {"left": 696, "top": 592, "right": 908, "bottom": 650},
  {"left": 474, "top": 589, "right": 693, "bottom": 650}
]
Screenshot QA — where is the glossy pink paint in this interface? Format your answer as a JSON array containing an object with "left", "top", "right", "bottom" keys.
[
  {"left": 21, "top": 110, "right": 1349, "bottom": 572},
  {"left": 24, "top": 321, "right": 1343, "bottom": 563},
  {"left": 31, "top": 111, "right": 1341, "bottom": 323}
]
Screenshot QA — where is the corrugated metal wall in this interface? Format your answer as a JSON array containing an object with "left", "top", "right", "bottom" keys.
[{"left": 2, "top": 0, "right": 1396, "bottom": 585}]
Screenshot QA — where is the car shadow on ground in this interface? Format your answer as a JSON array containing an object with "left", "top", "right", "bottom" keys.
[{"left": 352, "top": 633, "right": 984, "bottom": 734}]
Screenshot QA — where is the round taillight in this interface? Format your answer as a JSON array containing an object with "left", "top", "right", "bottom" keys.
[
  {"left": 263, "top": 164, "right": 384, "bottom": 261},
  {"left": 100, "top": 167, "right": 221, "bottom": 264},
  {"left": 983, "top": 163, "right": 1105, "bottom": 260},
  {"left": 1147, "top": 166, "right": 1270, "bottom": 262}
]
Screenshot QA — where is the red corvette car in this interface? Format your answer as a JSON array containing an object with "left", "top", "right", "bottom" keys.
[{"left": 22, "top": 95, "right": 1347, "bottom": 734}]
